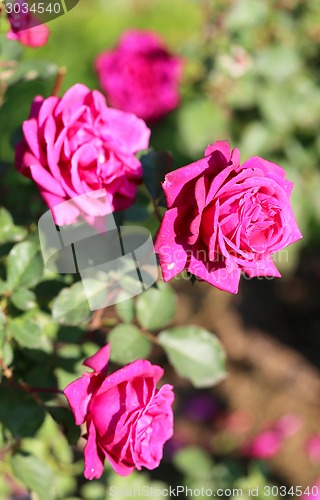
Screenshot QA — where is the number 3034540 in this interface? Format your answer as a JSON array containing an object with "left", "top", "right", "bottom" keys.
[{"left": 4, "top": 2, "right": 62, "bottom": 14}]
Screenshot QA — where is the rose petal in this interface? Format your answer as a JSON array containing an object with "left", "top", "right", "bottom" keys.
[
  {"left": 103, "top": 448, "right": 135, "bottom": 477},
  {"left": 103, "top": 108, "right": 150, "bottom": 153},
  {"left": 242, "top": 156, "right": 286, "bottom": 179},
  {"left": 96, "top": 360, "right": 163, "bottom": 398},
  {"left": 154, "top": 207, "right": 189, "bottom": 281},
  {"left": 22, "top": 119, "right": 41, "bottom": 160},
  {"left": 163, "top": 156, "right": 211, "bottom": 208},
  {"left": 242, "top": 258, "right": 281, "bottom": 278},
  {"left": 63, "top": 373, "right": 97, "bottom": 425},
  {"left": 204, "top": 140, "right": 232, "bottom": 159},
  {"left": 84, "top": 419, "right": 106, "bottom": 480},
  {"left": 55, "top": 83, "right": 91, "bottom": 119},
  {"left": 29, "top": 164, "right": 66, "bottom": 197},
  {"left": 7, "top": 23, "right": 50, "bottom": 48},
  {"left": 187, "top": 252, "right": 241, "bottom": 294},
  {"left": 83, "top": 344, "right": 110, "bottom": 373}
]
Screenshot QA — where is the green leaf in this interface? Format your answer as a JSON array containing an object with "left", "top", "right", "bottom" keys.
[
  {"left": 0, "top": 311, "right": 12, "bottom": 367},
  {"left": 51, "top": 281, "right": 91, "bottom": 326},
  {"left": 0, "top": 308, "right": 6, "bottom": 341},
  {"left": 136, "top": 282, "right": 176, "bottom": 331},
  {"left": 0, "top": 279, "right": 9, "bottom": 294},
  {"left": 1, "top": 343, "right": 13, "bottom": 367},
  {"left": 80, "top": 483, "right": 107, "bottom": 500},
  {"left": 173, "top": 446, "right": 214, "bottom": 479},
  {"left": 0, "top": 386, "right": 45, "bottom": 437},
  {"left": 48, "top": 406, "right": 81, "bottom": 446},
  {"left": 11, "top": 288, "right": 37, "bottom": 311},
  {"left": 8, "top": 312, "right": 52, "bottom": 351},
  {"left": 0, "top": 208, "right": 26, "bottom": 245},
  {"left": 11, "top": 453, "right": 55, "bottom": 500},
  {"left": 140, "top": 150, "right": 172, "bottom": 200},
  {"left": 254, "top": 46, "right": 301, "bottom": 82},
  {"left": 158, "top": 325, "right": 226, "bottom": 387},
  {"left": 109, "top": 324, "right": 151, "bottom": 364},
  {"left": 7, "top": 60, "right": 58, "bottom": 86},
  {"left": 0, "top": 38, "right": 23, "bottom": 63},
  {"left": 7, "top": 241, "right": 43, "bottom": 292},
  {"left": 115, "top": 292, "right": 135, "bottom": 322}
]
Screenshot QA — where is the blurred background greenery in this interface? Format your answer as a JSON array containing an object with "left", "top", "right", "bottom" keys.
[{"left": 1, "top": 0, "right": 320, "bottom": 498}]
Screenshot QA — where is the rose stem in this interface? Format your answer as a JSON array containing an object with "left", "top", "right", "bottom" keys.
[
  {"left": 52, "top": 66, "right": 67, "bottom": 97},
  {"left": 152, "top": 198, "right": 163, "bottom": 223}
]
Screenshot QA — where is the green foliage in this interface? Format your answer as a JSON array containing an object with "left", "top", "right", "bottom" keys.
[
  {"left": 136, "top": 282, "right": 176, "bottom": 331},
  {"left": 10, "top": 288, "right": 37, "bottom": 311},
  {"left": 109, "top": 323, "right": 152, "bottom": 364},
  {"left": 158, "top": 325, "right": 226, "bottom": 387},
  {"left": 115, "top": 294, "right": 135, "bottom": 323},
  {"left": 51, "top": 281, "right": 91, "bottom": 326},
  {"left": 0, "top": 208, "right": 27, "bottom": 245},
  {"left": 11, "top": 452, "right": 55, "bottom": 500},
  {"left": 0, "top": 386, "right": 46, "bottom": 438},
  {"left": 6, "top": 241, "right": 43, "bottom": 292},
  {"left": 7, "top": 60, "right": 58, "bottom": 86},
  {"left": 173, "top": 446, "right": 214, "bottom": 479},
  {"left": 8, "top": 311, "right": 52, "bottom": 350}
]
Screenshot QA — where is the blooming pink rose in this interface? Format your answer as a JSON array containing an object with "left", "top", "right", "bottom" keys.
[
  {"left": 155, "top": 141, "right": 302, "bottom": 293},
  {"left": 63, "top": 345, "right": 174, "bottom": 479},
  {"left": 95, "top": 30, "right": 182, "bottom": 123},
  {"left": 16, "top": 84, "right": 150, "bottom": 225}
]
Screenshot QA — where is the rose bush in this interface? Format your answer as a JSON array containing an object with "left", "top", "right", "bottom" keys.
[
  {"left": 15, "top": 83, "right": 150, "bottom": 224},
  {"left": 155, "top": 140, "right": 302, "bottom": 293},
  {"left": 63, "top": 344, "right": 174, "bottom": 479},
  {"left": 95, "top": 30, "right": 182, "bottom": 123}
]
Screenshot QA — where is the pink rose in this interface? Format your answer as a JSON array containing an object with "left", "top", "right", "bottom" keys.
[
  {"left": 7, "top": 24, "right": 50, "bottom": 48},
  {"left": 243, "top": 430, "right": 282, "bottom": 459},
  {"left": 63, "top": 345, "right": 174, "bottom": 479},
  {"left": 155, "top": 141, "right": 302, "bottom": 293},
  {"left": 6, "top": 1, "right": 50, "bottom": 48},
  {"left": 16, "top": 84, "right": 150, "bottom": 225},
  {"left": 95, "top": 30, "right": 182, "bottom": 123}
]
